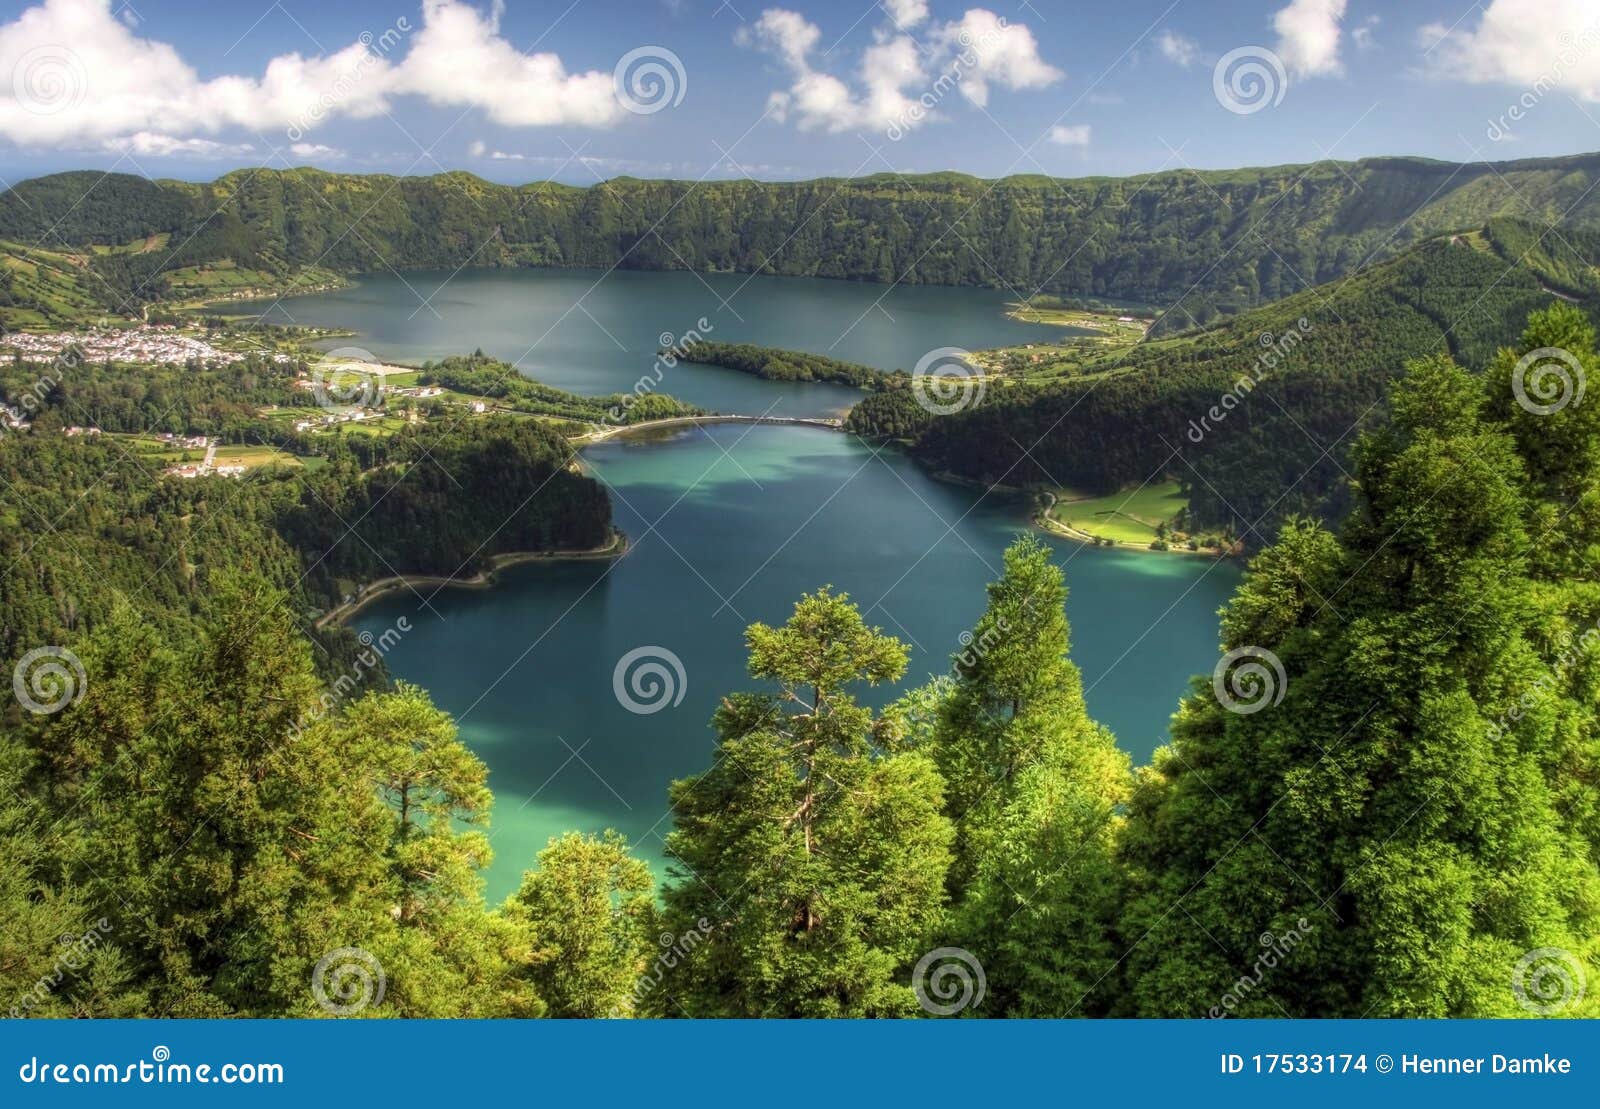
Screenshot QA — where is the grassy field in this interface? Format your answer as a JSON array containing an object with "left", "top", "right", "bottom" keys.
[
  {"left": 1050, "top": 481, "right": 1187, "bottom": 545},
  {"left": 212, "top": 444, "right": 303, "bottom": 470},
  {"left": 0, "top": 241, "right": 107, "bottom": 328},
  {"left": 1005, "top": 302, "right": 1151, "bottom": 340}
]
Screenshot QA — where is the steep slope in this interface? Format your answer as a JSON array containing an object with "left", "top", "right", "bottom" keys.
[
  {"left": 2, "top": 153, "right": 1599, "bottom": 329},
  {"left": 850, "top": 219, "right": 1600, "bottom": 542}
]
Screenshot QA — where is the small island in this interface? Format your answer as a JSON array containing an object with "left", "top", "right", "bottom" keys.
[{"left": 668, "top": 339, "right": 898, "bottom": 388}]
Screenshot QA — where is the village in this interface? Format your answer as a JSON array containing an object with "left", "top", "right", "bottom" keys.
[{"left": 0, "top": 324, "right": 297, "bottom": 367}]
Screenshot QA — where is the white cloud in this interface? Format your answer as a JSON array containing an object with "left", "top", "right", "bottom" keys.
[
  {"left": 1048, "top": 124, "right": 1091, "bottom": 146},
  {"left": 1422, "top": 0, "right": 1600, "bottom": 102},
  {"left": 1351, "top": 15, "right": 1379, "bottom": 51},
  {"left": 395, "top": 0, "right": 621, "bottom": 128},
  {"left": 1272, "top": 0, "right": 1346, "bottom": 77},
  {"left": 931, "top": 9, "right": 1062, "bottom": 108},
  {"left": 0, "top": 0, "right": 631, "bottom": 154},
  {"left": 743, "top": 9, "right": 920, "bottom": 132},
  {"left": 289, "top": 142, "right": 341, "bottom": 158},
  {"left": 105, "top": 132, "right": 255, "bottom": 157},
  {"left": 882, "top": 0, "right": 929, "bottom": 28},
  {"left": 0, "top": 0, "right": 399, "bottom": 147},
  {"left": 742, "top": 6, "right": 1061, "bottom": 133},
  {"left": 1157, "top": 29, "right": 1199, "bottom": 67}
]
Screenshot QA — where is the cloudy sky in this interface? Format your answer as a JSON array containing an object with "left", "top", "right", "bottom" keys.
[{"left": 0, "top": 0, "right": 1596, "bottom": 184}]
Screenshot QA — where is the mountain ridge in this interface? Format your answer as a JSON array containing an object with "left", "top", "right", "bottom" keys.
[{"left": 4, "top": 150, "right": 1600, "bottom": 330}]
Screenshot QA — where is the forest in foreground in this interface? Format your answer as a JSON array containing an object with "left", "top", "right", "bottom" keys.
[{"left": 2, "top": 304, "right": 1597, "bottom": 1018}]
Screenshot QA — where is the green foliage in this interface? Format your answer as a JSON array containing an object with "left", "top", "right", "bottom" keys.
[
  {"left": 7, "top": 154, "right": 1600, "bottom": 326},
  {"left": 1118, "top": 340, "right": 1600, "bottom": 1017},
  {"left": 660, "top": 589, "right": 954, "bottom": 1016},
  {"left": 418, "top": 352, "right": 702, "bottom": 425},
  {"left": 924, "top": 537, "right": 1132, "bottom": 1016},
  {"left": 504, "top": 832, "right": 656, "bottom": 1018},
  {"left": 881, "top": 226, "right": 1599, "bottom": 539},
  {"left": 674, "top": 340, "right": 892, "bottom": 387}
]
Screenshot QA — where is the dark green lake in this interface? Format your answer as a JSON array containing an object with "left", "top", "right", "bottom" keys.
[
  {"left": 236, "top": 267, "right": 1095, "bottom": 417},
  {"left": 301, "top": 267, "right": 1242, "bottom": 900}
]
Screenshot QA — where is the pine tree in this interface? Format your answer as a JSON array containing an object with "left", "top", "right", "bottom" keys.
[
  {"left": 927, "top": 536, "right": 1131, "bottom": 1015},
  {"left": 1119, "top": 350, "right": 1600, "bottom": 1017},
  {"left": 660, "top": 588, "right": 953, "bottom": 1016},
  {"left": 504, "top": 831, "right": 655, "bottom": 1018}
]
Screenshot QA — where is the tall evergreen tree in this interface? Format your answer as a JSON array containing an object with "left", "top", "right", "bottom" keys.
[
  {"left": 1119, "top": 350, "right": 1600, "bottom": 1017},
  {"left": 926, "top": 536, "right": 1131, "bottom": 1015},
  {"left": 503, "top": 831, "right": 655, "bottom": 1018},
  {"left": 660, "top": 589, "right": 953, "bottom": 1016}
]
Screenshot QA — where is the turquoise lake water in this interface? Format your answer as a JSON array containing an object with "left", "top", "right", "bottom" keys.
[{"left": 276, "top": 266, "right": 1244, "bottom": 900}]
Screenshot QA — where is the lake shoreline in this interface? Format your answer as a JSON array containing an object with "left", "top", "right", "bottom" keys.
[
  {"left": 315, "top": 530, "right": 630, "bottom": 628},
  {"left": 923, "top": 467, "right": 1236, "bottom": 560}
]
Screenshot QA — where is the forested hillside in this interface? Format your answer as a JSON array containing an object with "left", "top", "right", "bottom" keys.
[
  {"left": 4, "top": 154, "right": 1600, "bottom": 329},
  {"left": 4, "top": 304, "right": 1595, "bottom": 1018},
  {"left": 848, "top": 219, "right": 1600, "bottom": 540},
  {"left": 0, "top": 417, "right": 611, "bottom": 681}
]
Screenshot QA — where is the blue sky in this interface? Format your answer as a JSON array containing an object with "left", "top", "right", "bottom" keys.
[{"left": 0, "top": 0, "right": 1597, "bottom": 185}]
